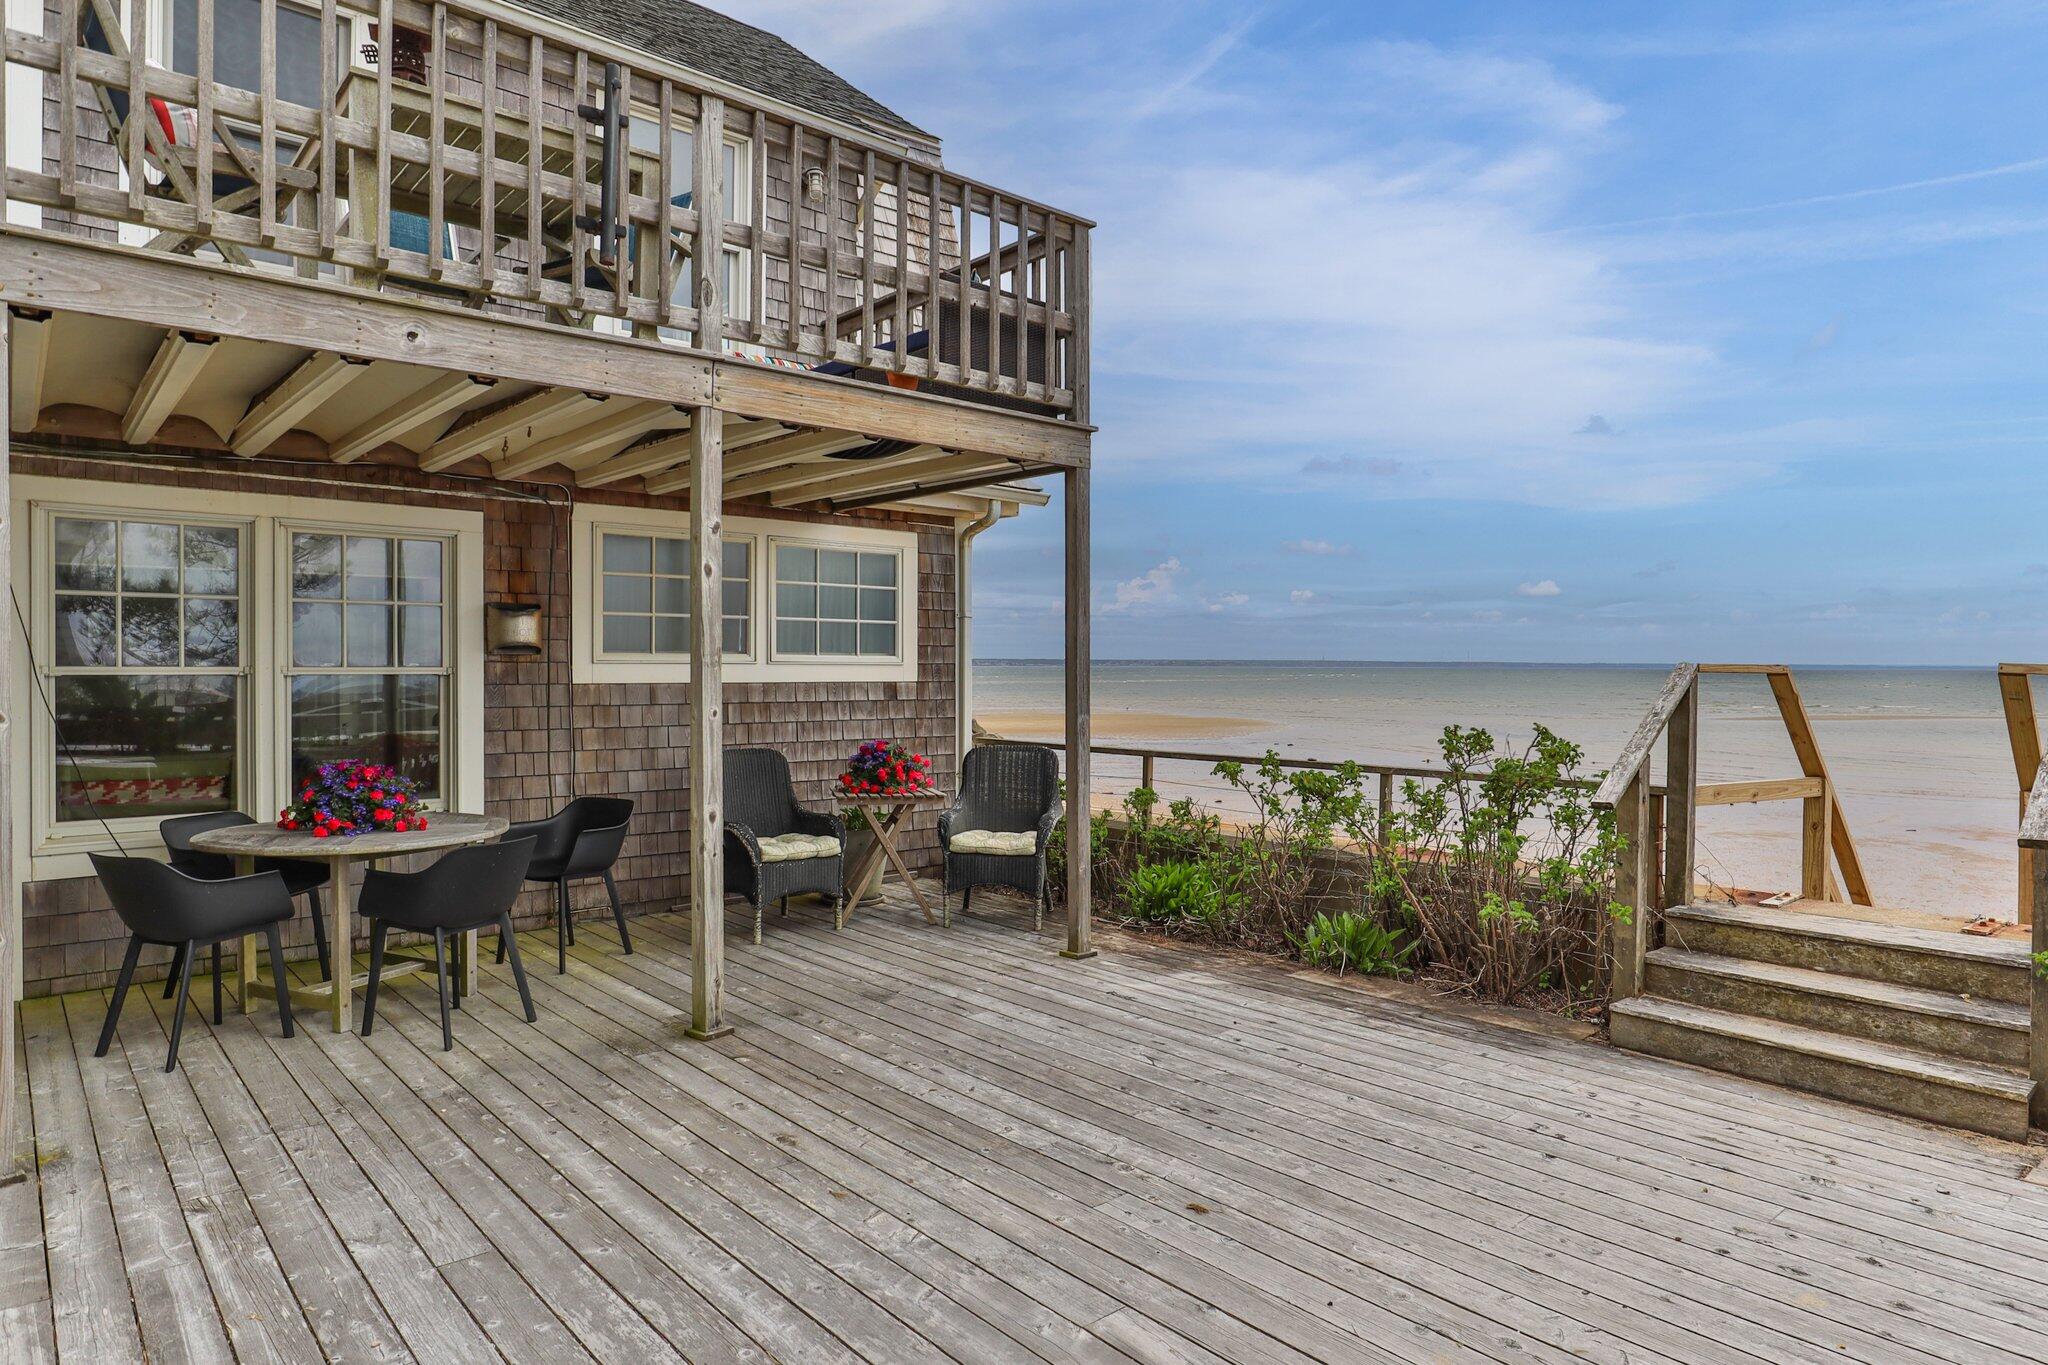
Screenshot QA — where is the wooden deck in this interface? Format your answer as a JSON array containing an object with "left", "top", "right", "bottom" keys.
[{"left": 7, "top": 884, "right": 2048, "bottom": 1364}]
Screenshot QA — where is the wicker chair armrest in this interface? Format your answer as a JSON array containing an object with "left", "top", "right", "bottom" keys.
[
  {"left": 790, "top": 805, "right": 847, "bottom": 844},
  {"left": 1034, "top": 802, "right": 1064, "bottom": 853},
  {"left": 723, "top": 821, "right": 762, "bottom": 865},
  {"left": 938, "top": 801, "right": 970, "bottom": 845}
]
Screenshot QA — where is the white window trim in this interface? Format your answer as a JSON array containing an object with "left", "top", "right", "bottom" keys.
[
  {"left": 10, "top": 475, "right": 485, "bottom": 882},
  {"left": 587, "top": 518, "right": 757, "bottom": 668},
  {"left": 571, "top": 503, "right": 916, "bottom": 684}
]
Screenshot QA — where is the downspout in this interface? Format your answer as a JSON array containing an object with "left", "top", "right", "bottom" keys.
[{"left": 956, "top": 503, "right": 1002, "bottom": 784}]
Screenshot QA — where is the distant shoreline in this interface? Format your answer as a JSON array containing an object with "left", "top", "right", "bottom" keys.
[{"left": 976, "top": 658, "right": 1993, "bottom": 671}]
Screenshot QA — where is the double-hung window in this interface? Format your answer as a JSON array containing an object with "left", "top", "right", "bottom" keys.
[
  {"left": 287, "top": 531, "right": 450, "bottom": 797},
  {"left": 597, "top": 530, "right": 751, "bottom": 658},
  {"left": 626, "top": 114, "right": 752, "bottom": 339},
  {"left": 772, "top": 543, "right": 901, "bottom": 660},
  {"left": 47, "top": 514, "right": 244, "bottom": 824}
]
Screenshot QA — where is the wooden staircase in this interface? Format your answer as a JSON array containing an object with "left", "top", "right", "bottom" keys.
[{"left": 1609, "top": 903, "right": 2033, "bottom": 1140}]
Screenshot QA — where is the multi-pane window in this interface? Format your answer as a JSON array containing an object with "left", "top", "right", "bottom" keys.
[
  {"left": 599, "top": 531, "right": 750, "bottom": 656},
  {"left": 773, "top": 544, "right": 900, "bottom": 659},
  {"left": 288, "top": 531, "right": 447, "bottom": 796},
  {"left": 629, "top": 117, "right": 750, "bottom": 333},
  {"left": 48, "top": 517, "right": 242, "bottom": 823}
]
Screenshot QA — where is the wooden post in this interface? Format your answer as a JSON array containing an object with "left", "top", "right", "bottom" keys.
[
  {"left": 686, "top": 406, "right": 731, "bottom": 1038},
  {"left": 1998, "top": 667, "right": 2040, "bottom": 927},
  {"left": 1060, "top": 463, "right": 1094, "bottom": 960},
  {"left": 1664, "top": 675, "right": 1698, "bottom": 908},
  {"left": 693, "top": 94, "right": 726, "bottom": 351},
  {"left": 2031, "top": 850, "right": 2048, "bottom": 1131},
  {"left": 1139, "top": 753, "right": 1155, "bottom": 793},
  {"left": 0, "top": 311, "right": 15, "bottom": 1181},
  {"left": 1611, "top": 773, "right": 1651, "bottom": 1000},
  {"left": 1800, "top": 780, "right": 1833, "bottom": 902}
]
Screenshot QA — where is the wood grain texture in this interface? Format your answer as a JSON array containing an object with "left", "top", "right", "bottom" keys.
[{"left": 20, "top": 889, "right": 2048, "bottom": 1363}]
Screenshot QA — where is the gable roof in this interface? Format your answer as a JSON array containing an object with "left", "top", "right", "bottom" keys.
[{"left": 511, "top": 0, "right": 933, "bottom": 145}]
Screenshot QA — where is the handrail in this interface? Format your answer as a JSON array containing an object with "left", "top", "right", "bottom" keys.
[
  {"left": 1592, "top": 663, "right": 1699, "bottom": 809},
  {"left": 0, "top": 0, "right": 1090, "bottom": 413},
  {"left": 2020, "top": 754, "right": 2048, "bottom": 850}
]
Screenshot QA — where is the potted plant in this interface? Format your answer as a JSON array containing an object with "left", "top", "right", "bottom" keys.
[
  {"left": 837, "top": 740, "right": 935, "bottom": 902},
  {"left": 278, "top": 760, "right": 428, "bottom": 838}
]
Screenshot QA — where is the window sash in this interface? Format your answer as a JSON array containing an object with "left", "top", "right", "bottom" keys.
[
  {"left": 769, "top": 540, "right": 903, "bottom": 661},
  {"left": 593, "top": 527, "right": 753, "bottom": 660}
]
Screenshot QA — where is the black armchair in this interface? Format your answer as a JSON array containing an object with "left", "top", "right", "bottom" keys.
[
  {"left": 495, "top": 797, "right": 636, "bottom": 974},
  {"left": 723, "top": 748, "right": 846, "bottom": 943},
  {"left": 360, "top": 836, "right": 538, "bottom": 1051},
  {"left": 162, "top": 811, "right": 332, "bottom": 988},
  {"left": 939, "top": 744, "right": 1063, "bottom": 928},
  {"left": 89, "top": 852, "right": 296, "bottom": 1072}
]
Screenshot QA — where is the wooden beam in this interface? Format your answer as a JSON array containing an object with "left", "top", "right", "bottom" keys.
[
  {"left": 576, "top": 425, "right": 699, "bottom": 488},
  {"left": 686, "top": 402, "right": 730, "bottom": 1040},
  {"left": 7, "top": 306, "right": 50, "bottom": 433},
  {"left": 1763, "top": 668, "right": 1871, "bottom": 906},
  {"left": 1062, "top": 462, "right": 1094, "bottom": 960},
  {"left": 2000, "top": 666, "right": 2042, "bottom": 927},
  {"left": 420, "top": 386, "right": 596, "bottom": 471},
  {"left": 491, "top": 400, "right": 684, "bottom": 479},
  {"left": 1662, "top": 674, "right": 1697, "bottom": 908},
  {"left": 229, "top": 351, "right": 371, "bottom": 455},
  {"left": 645, "top": 428, "right": 861, "bottom": 492},
  {"left": 329, "top": 371, "right": 495, "bottom": 463},
  {"left": 1695, "top": 776, "right": 1825, "bottom": 807},
  {"left": 1611, "top": 774, "right": 1651, "bottom": 999},
  {"left": 771, "top": 450, "right": 1004, "bottom": 506},
  {"left": 717, "top": 449, "right": 919, "bottom": 503},
  {"left": 0, "top": 230, "right": 1086, "bottom": 464},
  {"left": 720, "top": 417, "right": 787, "bottom": 451},
  {"left": 121, "top": 330, "right": 219, "bottom": 443},
  {"left": 829, "top": 465, "right": 1051, "bottom": 512}
]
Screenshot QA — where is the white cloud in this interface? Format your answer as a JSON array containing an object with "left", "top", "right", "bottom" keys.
[
  {"left": 1282, "top": 538, "right": 1355, "bottom": 558},
  {"left": 1289, "top": 589, "right": 1317, "bottom": 604},
  {"left": 1515, "top": 579, "right": 1563, "bottom": 598},
  {"left": 1108, "top": 557, "right": 1183, "bottom": 612},
  {"left": 1205, "top": 591, "right": 1251, "bottom": 613}
]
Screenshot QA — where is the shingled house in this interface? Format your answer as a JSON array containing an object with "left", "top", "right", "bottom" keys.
[{"left": 0, "top": 0, "right": 1095, "bottom": 1128}]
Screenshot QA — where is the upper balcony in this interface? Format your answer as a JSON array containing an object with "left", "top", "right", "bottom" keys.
[{"left": 0, "top": 0, "right": 1092, "bottom": 422}]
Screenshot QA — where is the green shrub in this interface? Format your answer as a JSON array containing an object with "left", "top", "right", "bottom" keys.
[
  {"left": 1292, "top": 911, "right": 1416, "bottom": 977},
  {"left": 1122, "top": 860, "right": 1226, "bottom": 928}
]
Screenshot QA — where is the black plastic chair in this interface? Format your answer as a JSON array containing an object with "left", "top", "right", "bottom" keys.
[
  {"left": 161, "top": 812, "right": 332, "bottom": 991},
  {"left": 723, "top": 748, "right": 846, "bottom": 944},
  {"left": 496, "top": 797, "right": 636, "bottom": 974},
  {"left": 89, "top": 853, "right": 296, "bottom": 1072},
  {"left": 360, "top": 837, "right": 538, "bottom": 1052},
  {"left": 940, "top": 744, "right": 1063, "bottom": 928}
]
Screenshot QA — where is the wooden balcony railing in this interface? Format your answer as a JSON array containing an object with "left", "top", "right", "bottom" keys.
[{"left": 0, "top": 0, "right": 1091, "bottom": 415}]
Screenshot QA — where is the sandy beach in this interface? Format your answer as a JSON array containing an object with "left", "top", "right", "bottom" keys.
[{"left": 976, "top": 662, "right": 2028, "bottom": 921}]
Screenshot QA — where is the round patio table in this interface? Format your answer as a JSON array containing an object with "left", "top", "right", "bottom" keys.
[{"left": 190, "top": 812, "right": 510, "bottom": 1032}]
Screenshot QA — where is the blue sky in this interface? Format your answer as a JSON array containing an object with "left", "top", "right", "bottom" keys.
[{"left": 722, "top": 1, "right": 2048, "bottom": 664}]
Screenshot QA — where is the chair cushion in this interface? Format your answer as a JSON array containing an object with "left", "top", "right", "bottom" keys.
[
  {"left": 757, "top": 833, "right": 841, "bottom": 863},
  {"left": 948, "top": 829, "right": 1038, "bottom": 856}
]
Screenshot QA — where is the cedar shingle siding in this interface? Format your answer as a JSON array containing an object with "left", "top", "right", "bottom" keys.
[{"left": 14, "top": 450, "right": 959, "bottom": 997}]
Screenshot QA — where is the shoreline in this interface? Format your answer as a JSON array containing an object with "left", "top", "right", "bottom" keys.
[{"left": 977, "top": 709, "right": 1273, "bottom": 744}]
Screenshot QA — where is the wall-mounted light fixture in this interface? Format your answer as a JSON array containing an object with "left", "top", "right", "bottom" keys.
[
  {"left": 486, "top": 601, "right": 543, "bottom": 655},
  {"left": 802, "top": 164, "right": 828, "bottom": 205}
]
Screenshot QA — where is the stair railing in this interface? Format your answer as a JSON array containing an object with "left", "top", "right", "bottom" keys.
[
  {"left": 2017, "top": 753, "right": 2048, "bottom": 1129},
  {"left": 1595, "top": 662, "right": 1875, "bottom": 1001},
  {"left": 1593, "top": 664, "right": 1699, "bottom": 999}
]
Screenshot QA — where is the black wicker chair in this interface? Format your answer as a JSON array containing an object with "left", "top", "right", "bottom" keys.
[
  {"left": 161, "top": 811, "right": 332, "bottom": 989},
  {"left": 495, "top": 797, "right": 636, "bottom": 974},
  {"left": 361, "top": 837, "right": 538, "bottom": 1051},
  {"left": 89, "top": 853, "right": 296, "bottom": 1072},
  {"left": 939, "top": 744, "right": 1062, "bottom": 928},
  {"left": 723, "top": 748, "right": 846, "bottom": 943}
]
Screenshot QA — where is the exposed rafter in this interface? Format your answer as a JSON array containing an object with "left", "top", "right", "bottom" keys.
[
  {"left": 720, "top": 418, "right": 788, "bottom": 452},
  {"left": 830, "top": 464, "right": 1046, "bottom": 511},
  {"left": 576, "top": 426, "right": 699, "bottom": 488},
  {"left": 122, "top": 330, "right": 220, "bottom": 443},
  {"left": 490, "top": 400, "right": 685, "bottom": 479},
  {"left": 330, "top": 372, "right": 497, "bottom": 463},
  {"left": 646, "top": 429, "right": 864, "bottom": 496},
  {"left": 772, "top": 450, "right": 1008, "bottom": 506},
  {"left": 419, "top": 386, "right": 597, "bottom": 471},
  {"left": 8, "top": 307, "right": 53, "bottom": 433},
  {"left": 230, "top": 352, "right": 372, "bottom": 456}
]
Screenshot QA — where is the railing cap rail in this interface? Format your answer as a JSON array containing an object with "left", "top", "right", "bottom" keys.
[{"left": 1591, "top": 662, "right": 1699, "bottom": 809}]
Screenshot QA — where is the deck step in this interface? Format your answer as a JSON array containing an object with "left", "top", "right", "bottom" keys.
[
  {"left": 1642, "top": 947, "right": 2029, "bottom": 1068},
  {"left": 1609, "top": 996, "right": 2030, "bottom": 1141},
  {"left": 1661, "top": 903, "right": 2030, "bottom": 1003}
]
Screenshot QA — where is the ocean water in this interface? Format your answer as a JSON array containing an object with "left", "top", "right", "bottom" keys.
[{"left": 975, "top": 661, "right": 2026, "bottom": 919}]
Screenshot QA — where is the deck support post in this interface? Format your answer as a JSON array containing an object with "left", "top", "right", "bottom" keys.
[
  {"left": 0, "top": 310, "right": 16, "bottom": 1181},
  {"left": 686, "top": 405, "right": 732, "bottom": 1039},
  {"left": 1664, "top": 674, "right": 1698, "bottom": 910},
  {"left": 1060, "top": 463, "right": 1094, "bottom": 960},
  {"left": 2032, "top": 851, "right": 2048, "bottom": 1131},
  {"left": 1611, "top": 773, "right": 1651, "bottom": 1001}
]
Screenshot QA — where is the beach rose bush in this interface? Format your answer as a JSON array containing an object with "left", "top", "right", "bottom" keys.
[{"left": 279, "top": 760, "right": 428, "bottom": 838}]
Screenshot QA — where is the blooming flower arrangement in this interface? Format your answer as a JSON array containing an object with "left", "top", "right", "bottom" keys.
[
  {"left": 278, "top": 760, "right": 429, "bottom": 838},
  {"left": 838, "top": 739, "right": 934, "bottom": 798}
]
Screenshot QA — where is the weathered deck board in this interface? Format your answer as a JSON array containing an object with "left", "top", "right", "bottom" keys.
[{"left": 12, "top": 885, "right": 2048, "bottom": 1364}]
